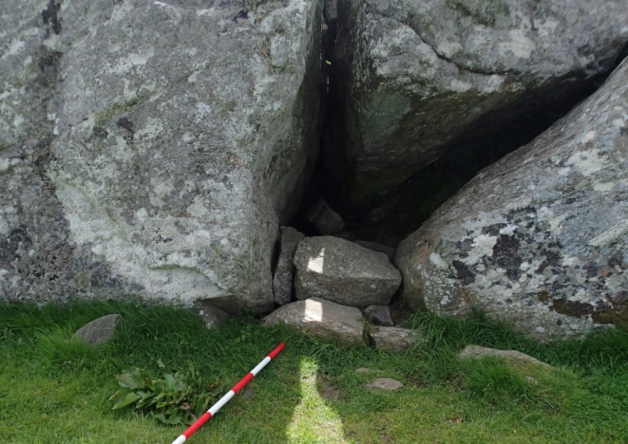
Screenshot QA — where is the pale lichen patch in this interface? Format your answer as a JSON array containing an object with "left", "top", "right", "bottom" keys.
[
  {"left": 110, "top": 48, "right": 155, "bottom": 75},
  {"left": 566, "top": 149, "right": 605, "bottom": 177},
  {"left": 498, "top": 30, "right": 535, "bottom": 59},
  {"left": 588, "top": 220, "right": 628, "bottom": 248}
]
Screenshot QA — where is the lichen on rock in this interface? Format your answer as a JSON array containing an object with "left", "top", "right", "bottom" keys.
[{"left": 396, "top": 58, "right": 628, "bottom": 340}]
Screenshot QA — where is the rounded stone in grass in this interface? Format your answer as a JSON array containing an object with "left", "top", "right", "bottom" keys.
[
  {"left": 264, "top": 297, "right": 364, "bottom": 347},
  {"left": 368, "top": 326, "right": 423, "bottom": 353},
  {"left": 366, "top": 378, "right": 404, "bottom": 391},
  {"left": 459, "top": 345, "right": 551, "bottom": 368},
  {"left": 73, "top": 314, "right": 120, "bottom": 346}
]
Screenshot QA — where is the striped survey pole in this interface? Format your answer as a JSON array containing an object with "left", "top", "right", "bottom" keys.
[{"left": 170, "top": 343, "right": 285, "bottom": 444}]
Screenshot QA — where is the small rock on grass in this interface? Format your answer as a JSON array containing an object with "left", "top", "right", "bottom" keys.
[
  {"left": 73, "top": 314, "right": 120, "bottom": 346},
  {"left": 193, "top": 301, "right": 230, "bottom": 329},
  {"left": 459, "top": 345, "right": 551, "bottom": 368},
  {"left": 264, "top": 297, "right": 364, "bottom": 347},
  {"left": 368, "top": 326, "right": 422, "bottom": 353},
  {"left": 366, "top": 378, "right": 404, "bottom": 391}
]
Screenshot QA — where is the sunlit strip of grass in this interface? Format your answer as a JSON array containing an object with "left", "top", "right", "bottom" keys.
[{"left": 286, "top": 357, "right": 348, "bottom": 443}]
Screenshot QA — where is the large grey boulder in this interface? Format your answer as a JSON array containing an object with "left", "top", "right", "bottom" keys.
[
  {"left": 264, "top": 297, "right": 364, "bottom": 346},
  {"left": 294, "top": 236, "right": 402, "bottom": 308},
  {"left": 396, "top": 59, "right": 628, "bottom": 340},
  {"left": 0, "top": 1, "right": 321, "bottom": 312},
  {"left": 329, "top": 0, "right": 628, "bottom": 204}
]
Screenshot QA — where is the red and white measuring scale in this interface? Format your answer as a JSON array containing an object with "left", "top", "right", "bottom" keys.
[{"left": 170, "top": 343, "right": 285, "bottom": 444}]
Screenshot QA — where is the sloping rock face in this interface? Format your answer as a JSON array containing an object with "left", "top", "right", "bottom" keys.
[
  {"left": 294, "top": 236, "right": 402, "bottom": 307},
  {"left": 330, "top": 0, "right": 628, "bottom": 204},
  {"left": 0, "top": 1, "right": 321, "bottom": 312},
  {"left": 396, "top": 59, "right": 628, "bottom": 340}
]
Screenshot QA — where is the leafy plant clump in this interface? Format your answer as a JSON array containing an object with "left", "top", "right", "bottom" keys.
[{"left": 110, "top": 361, "right": 222, "bottom": 425}]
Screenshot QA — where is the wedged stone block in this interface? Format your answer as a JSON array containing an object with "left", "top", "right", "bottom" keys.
[{"left": 294, "top": 236, "right": 402, "bottom": 308}]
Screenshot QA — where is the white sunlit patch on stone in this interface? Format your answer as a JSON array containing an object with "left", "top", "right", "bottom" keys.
[
  {"left": 304, "top": 299, "right": 323, "bottom": 322},
  {"left": 306, "top": 247, "right": 325, "bottom": 274}
]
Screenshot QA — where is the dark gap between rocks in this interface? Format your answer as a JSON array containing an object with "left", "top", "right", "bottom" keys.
[{"left": 291, "top": 39, "right": 628, "bottom": 249}]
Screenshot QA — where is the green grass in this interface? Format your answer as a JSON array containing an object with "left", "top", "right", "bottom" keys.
[{"left": 1, "top": 301, "right": 627, "bottom": 443}]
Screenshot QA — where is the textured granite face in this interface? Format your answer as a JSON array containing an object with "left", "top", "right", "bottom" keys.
[
  {"left": 330, "top": 0, "right": 628, "bottom": 204},
  {"left": 294, "top": 236, "right": 402, "bottom": 308},
  {"left": 264, "top": 297, "right": 365, "bottom": 346},
  {"left": 272, "top": 226, "right": 305, "bottom": 305},
  {"left": 0, "top": 0, "right": 321, "bottom": 312},
  {"left": 367, "top": 326, "right": 422, "bottom": 353},
  {"left": 396, "top": 59, "right": 628, "bottom": 341}
]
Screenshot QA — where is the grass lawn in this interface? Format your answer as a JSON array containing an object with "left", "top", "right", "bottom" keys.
[{"left": 1, "top": 300, "right": 627, "bottom": 443}]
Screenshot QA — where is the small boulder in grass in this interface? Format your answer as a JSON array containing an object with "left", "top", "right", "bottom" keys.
[
  {"left": 73, "top": 314, "right": 120, "bottom": 346},
  {"left": 368, "top": 326, "right": 422, "bottom": 353},
  {"left": 366, "top": 378, "right": 404, "bottom": 391},
  {"left": 459, "top": 345, "right": 551, "bottom": 368},
  {"left": 193, "top": 301, "right": 230, "bottom": 330},
  {"left": 264, "top": 297, "right": 364, "bottom": 347}
]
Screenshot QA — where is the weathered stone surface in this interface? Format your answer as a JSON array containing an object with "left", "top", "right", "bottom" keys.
[
  {"left": 193, "top": 300, "right": 230, "bottom": 330},
  {"left": 355, "top": 241, "right": 395, "bottom": 262},
  {"left": 0, "top": 0, "right": 322, "bottom": 312},
  {"left": 366, "top": 377, "right": 404, "bottom": 391},
  {"left": 264, "top": 297, "right": 364, "bottom": 346},
  {"left": 294, "top": 236, "right": 402, "bottom": 308},
  {"left": 396, "top": 59, "right": 628, "bottom": 340},
  {"left": 73, "top": 314, "right": 120, "bottom": 346},
  {"left": 363, "top": 305, "right": 393, "bottom": 326},
  {"left": 368, "top": 326, "right": 421, "bottom": 353},
  {"left": 307, "top": 198, "right": 346, "bottom": 235},
  {"left": 459, "top": 345, "right": 550, "bottom": 368},
  {"left": 273, "top": 226, "right": 305, "bottom": 305},
  {"left": 330, "top": 0, "right": 628, "bottom": 204},
  {"left": 324, "top": 0, "right": 338, "bottom": 28}
]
